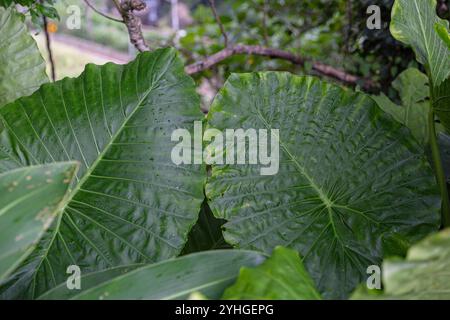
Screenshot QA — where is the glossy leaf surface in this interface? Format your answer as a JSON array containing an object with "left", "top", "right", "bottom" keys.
[
  {"left": 39, "top": 250, "right": 265, "bottom": 300},
  {"left": 205, "top": 72, "right": 440, "bottom": 299},
  {"left": 0, "top": 49, "right": 205, "bottom": 299}
]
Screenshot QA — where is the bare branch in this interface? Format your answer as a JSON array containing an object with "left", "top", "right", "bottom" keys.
[
  {"left": 113, "top": 0, "right": 150, "bottom": 52},
  {"left": 185, "top": 44, "right": 374, "bottom": 89},
  {"left": 207, "top": 0, "right": 229, "bottom": 47},
  {"left": 84, "top": 0, "right": 123, "bottom": 23},
  {"left": 42, "top": 16, "right": 56, "bottom": 81}
]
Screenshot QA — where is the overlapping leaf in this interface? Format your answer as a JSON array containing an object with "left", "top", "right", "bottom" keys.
[
  {"left": 205, "top": 72, "right": 440, "bottom": 299},
  {"left": 0, "top": 162, "right": 78, "bottom": 283},
  {"left": 0, "top": 48, "right": 206, "bottom": 299},
  {"left": 373, "top": 68, "right": 430, "bottom": 145},
  {"left": 223, "top": 247, "right": 321, "bottom": 300},
  {"left": 38, "top": 250, "right": 265, "bottom": 300},
  {"left": 0, "top": 6, "right": 48, "bottom": 106},
  {"left": 352, "top": 229, "right": 450, "bottom": 299}
]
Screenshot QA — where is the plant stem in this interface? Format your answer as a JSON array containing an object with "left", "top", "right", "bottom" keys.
[{"left": 428, "top": 98, "right": 450, "bottom": 227}]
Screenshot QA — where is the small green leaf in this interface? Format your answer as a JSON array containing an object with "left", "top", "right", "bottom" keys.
[
  {"left": 352, "top": 229, "right": 450, "bottom": 299},
  {"left": 372, "top": 68, "right": 430, "bottom": 145},
  {"left": 223, "top": 247, "right": 321, "bottom": 300},
  {"left": 435, "top": 23, "right": 450, "bottom": 50},
  {"left": 0, "top": 6, "right": 48, "bottom": 106},
  {"left": 39, "top": 250, "right": 266, "bottom": 300},
  {"left": 0, "top": 162, "right": 78, "bottom": 283}
]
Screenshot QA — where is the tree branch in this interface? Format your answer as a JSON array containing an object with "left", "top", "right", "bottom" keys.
[
  {"left": 42, "top": 16, "right": 56, "bottom": 81},
  {"left": 207, "top": 0, "right": 228, "bottom": 47},
  {"left": 84, "top": 0, "right": 123, "bottom": 23},
  {"left": 185, "top": 44, "right": 374, "bottom": 89},
  {"left": 113, "top": 0, "right": 150, "bottom": 52}
]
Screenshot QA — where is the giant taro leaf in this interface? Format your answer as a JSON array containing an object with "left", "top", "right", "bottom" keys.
[
  {"left": 390, "top": 0, "right": 450, "bottom": 87},
  {"left": 0, "top": 48, "right": 205, "bottom": 299},
  {"left": 38, "top": 250, "right": 265, "bottom": 300},
  {"left": 0, "top": 6, "right": 48, "bottom": 106},
  {"left": 223, "top": 246, "right": 321, "bottom": 300},
  {"left": 205, "top": 72, "right": 440, "bottom": 299},
  {"left": 0, "top": 162, "right": 78, "bottom": 283},
  {"left": 352, "top": 228, "right": 450, "bottom": 299}
]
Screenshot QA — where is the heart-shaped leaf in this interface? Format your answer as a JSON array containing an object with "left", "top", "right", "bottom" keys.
[
  {"left": 0, "top": 162, "right": 78, "bottom": 283},
  {"left": 390, "top": 0, "right": 450, "bottom": 87},
  {"left": 38, "top": 250, "right": 265, "bottom": 300},
  {"left": 0, "top": 48, "right": 206, "bottom": 299},
  {"left": 0, "top": 6, "right": 48, "bottom": 106},
  {"left": 223, "top": 246, "right": 321, "bottom": 300},
  {"left": 205, "top": 72, "right": 440, "bottom": 299}
]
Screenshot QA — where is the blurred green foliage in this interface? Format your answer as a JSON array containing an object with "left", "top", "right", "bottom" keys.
[{"left": 1, "top": 0, "right": 448, "bottom": 95}]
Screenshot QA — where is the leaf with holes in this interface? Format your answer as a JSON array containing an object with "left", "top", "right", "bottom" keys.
[
  {"left": 0, "top": 162, "right": 78, "bottom": 283},
  {"left": 223, "top": 246, "right": 322, "bottom": 300},
  {"left": 205, "top": 72, "right": 440, "bottom": 299},
  {"left": 38, "top": 250, "right": 265, "bottom": 300},
  {"left": 0, "top": 48, "right": 206, "bottom": 299},
  {"left": 0, "top": 6, "right": 48, "bottom": 107}
]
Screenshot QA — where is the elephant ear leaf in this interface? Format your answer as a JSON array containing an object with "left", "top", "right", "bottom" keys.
[
  {"left": 390, "top": 0, "right": 450, "bottom": 87},
  {"left": 223, "top": 247, "right": 321, "bottom": 300},
  {"left": 38, "top": 250, "right": 265, "bottom": 300},
  {"left": 0, "top": 6, "right": 48, "bottom": 107},
  {"left": 352, "top": 229, "right": 450, "bottom": 299},
  {"left": 205, "top": 72, "right": 440, "bottom": 299},
  {"left": 0, "top": 162, "right": 78, "bottom": 283},
  {"left": 0, "top": 48, "right": 205, "bottom": 299}
]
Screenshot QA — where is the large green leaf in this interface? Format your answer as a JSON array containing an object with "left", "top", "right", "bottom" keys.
[
  {"left": 0, "top": 6, "right": 48, "bottom": 107},
  {"left": 0, "top": 48, "right": 206, "bottom": 299},
  {"left": 373, "top": 68, "right": 430, "bottom": 145},
  {"left": 390, "top": 0, "right": 450, "bottom": 87},
  {"left": 352, "top": 228, "right": 450, "bottom": 299},
  {"left": 0, "top": 162, "right": 78, "bottom": 283},
  {"left": 38, "top": 250, "right": 265, "bottom": 300},
  {"left": 223, "top": 246, "right": 321, "bottom": 300},
  {"left": 205, "top": 72, "right": 440, "bottom": 299}
]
